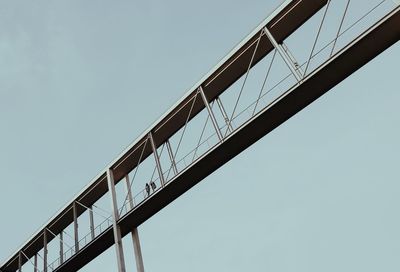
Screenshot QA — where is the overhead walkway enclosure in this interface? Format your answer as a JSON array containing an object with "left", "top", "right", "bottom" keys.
[{"left": 1, "top": 0, "right": 399, "bottom": 271}]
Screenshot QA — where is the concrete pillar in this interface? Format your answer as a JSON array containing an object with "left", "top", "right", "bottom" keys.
[
  {"left": 125, "top": 175, "right": 145, "bottom": 272},
  {"left": 107, "top": 169, "right": 127, "bottom": 272}
]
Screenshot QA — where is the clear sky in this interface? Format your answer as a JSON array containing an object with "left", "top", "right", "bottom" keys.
[{"left": 0, "top": 0, "right": 399, "bottom": 271}]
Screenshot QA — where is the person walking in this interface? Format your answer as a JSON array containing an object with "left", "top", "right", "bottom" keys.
[
  {"left": 145, "top": 183, "right": 150, "bottom": 197},
  {"left": 150, "top": 181, "right": 156, "bottom": 192}
]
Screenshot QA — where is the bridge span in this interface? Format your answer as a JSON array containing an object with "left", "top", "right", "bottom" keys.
[{"left": 1, "top": 0, "right": 399, "bottom": 271}]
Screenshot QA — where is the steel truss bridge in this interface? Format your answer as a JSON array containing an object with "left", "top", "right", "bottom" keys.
[{"left": 2, "top": 0, "right": 399, "bottom": 271}]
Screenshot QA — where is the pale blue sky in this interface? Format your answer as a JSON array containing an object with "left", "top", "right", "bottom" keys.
[{"left": 0, "top": 0, "right": 399, "bottom": 271}]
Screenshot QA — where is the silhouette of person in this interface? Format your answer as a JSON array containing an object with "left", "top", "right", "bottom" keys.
[
  {"left": 150, "top": 181, "right": 156, "bottom": 192},
  {"left": 145, "top": 183, "right": 150, "bottom": 196}
]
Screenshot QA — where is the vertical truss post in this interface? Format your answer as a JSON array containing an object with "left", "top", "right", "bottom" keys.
[
  {"left": 282, "top": 42, "right": 303, "bottom": 75},
  {"left": 124, "top": 175, "right": 145, "bottom": 272},
  {"left": 89, "top": 206, "right": 95, "bottom": 240},
  {"left": 43, "top": 230, "right": 48, "bottom": 272},
  {"left": 124, "top": 175, "right": 135, "bottom": 210},
  {"left": 215, "top": 97, "right": 233, "bottom": 133},
  {"left": 263, "top": 27, "right": 302, "bottom": 82},
  {"left": 72, "top": 202, "right": 79, "bottom": 253},
  {"left": 149, "top": 132, "right": 165, "bottom": 187},
  {"left": 199, "top": 86, "right": 223, "bottom": 141},
  {"left": 18, "top": 251, "right": 22, "bottom": 272},
  {"left": 165, "top": 140, "right": 178, "bottom": 175},
  {"left": 33, "top": 254, "right": 38, "bottom": 272},
  {"left": 59, "top": 232, "right": 64, "bottom": 263},
  {"left": 107, "top": 169, "right": 127, "bottom": 272}
]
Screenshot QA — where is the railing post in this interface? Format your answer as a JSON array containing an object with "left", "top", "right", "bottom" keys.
[
  {"left": 149, "top": 132, "right": 165, "bottom": 187},
  {"left": 124, "top": 175, "right": 145, "bottom": 272},
  {"left": 263, "top": 27, "right": 303, "bottom": 82},
  {"left": 107, "top": 169, "right": 127, "bottom": 272},
  {"left": 199, "top": 86, "right": 223, "bottom": 141},
  {"left": 72, "top": 202, "right": 79, "bottom": 253}
]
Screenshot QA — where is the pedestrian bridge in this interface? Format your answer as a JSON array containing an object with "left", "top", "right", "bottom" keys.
[{"left": 1, "top": 0, "right": 399, "bottom": 271}]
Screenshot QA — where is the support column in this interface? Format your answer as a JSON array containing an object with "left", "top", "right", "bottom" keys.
[
  {"left": 72, "top": 202, "right": 79, "bottom": 253},
  {"left": 125, "top": 175, "right": 145, "bottom": 272},
  {"left": 149, "top": 132, "right": 165, "bottom": 187},
  {"left": 263, "top": 27, "right": 303, "bottom": 82},
  {"left": 215, "top": 97, "right": 233, "bottom": 133},
  {"left": 165, "top": 140, "right": 178, "bottom": 175},
  {"left": 89, "top": 206, "right": 95, "bottom": 240},
  {"left": 59, "top": 232, "right": 64, "bottom": 263},
  {"left": 107, "top": 169, "right": 127, "bottom": 272},
  {"left": 33, "top": 254, "right": 37, "bottom": 272},
  {"left": 199, "top": 86, "right": 223, "bottom": 141},
  {"left": 43, "top": 230, "right": 48, "bottom": 272},
  {"left": 18, "top": 251, "right": 22, "bottom": 272}
]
